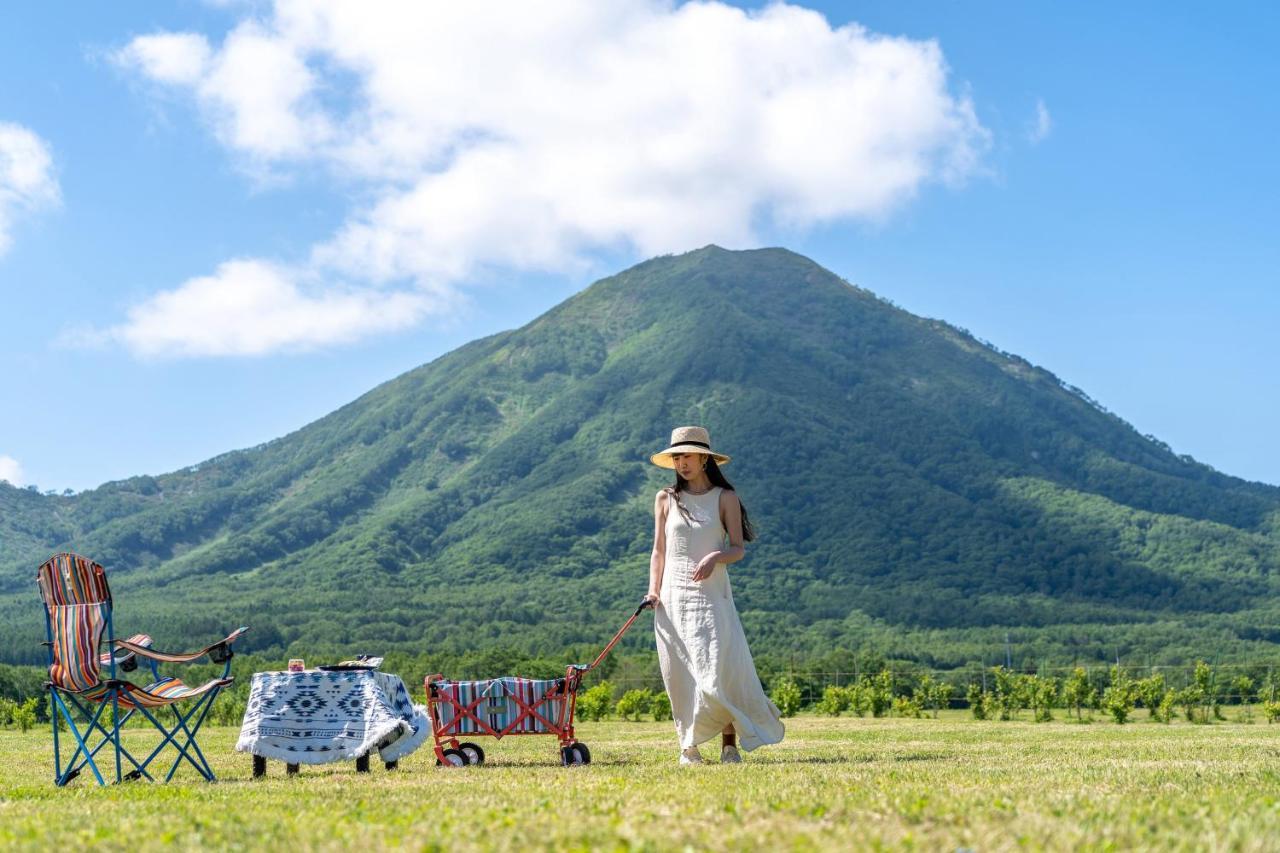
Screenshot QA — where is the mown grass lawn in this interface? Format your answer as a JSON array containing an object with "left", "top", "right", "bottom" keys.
[{"left": 3, "top": 714, "right": 1280, "bottom": 850}]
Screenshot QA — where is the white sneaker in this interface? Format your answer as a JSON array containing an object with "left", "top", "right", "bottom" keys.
[
  {"left": 720, "top": 745, "right": 742, "bottom": 764},
  {"left": 679, "top": 747, "right": 704, "bottom": 766}
]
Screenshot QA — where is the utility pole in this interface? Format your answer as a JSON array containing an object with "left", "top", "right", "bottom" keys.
[{"left": 1005, "top": 632, "right": 1012, "bottom": 670}]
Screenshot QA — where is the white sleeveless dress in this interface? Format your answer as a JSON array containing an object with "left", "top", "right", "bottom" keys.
[{"left": 654, "top": 487, "right": 784, "bottom": 752}]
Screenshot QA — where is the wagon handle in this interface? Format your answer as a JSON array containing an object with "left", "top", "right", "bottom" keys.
[{"left": 580, "top": 598, "right": 654, "bottom": 674}]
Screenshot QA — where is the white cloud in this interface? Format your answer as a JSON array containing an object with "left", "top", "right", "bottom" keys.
[
  {"left": 102, "top": 259, "right": 439, "bottom": 357},
  {"left": 110, "top": 1, "right": 989, "bottom": 356},
  {"left": 116, "top": 27, "right": 328, "bottom": 158},
  {"left": 0, "top": 122, "right": 60, "bottom": 256},
  {"left": 0, "top": 454, "right": 24, "bottom": 487},
  {"left": 115, "top": 32, "right": 212, "bottom": 85},
  {"left": 1028, "top": 98, "right": 1052, "bottom": 144}
]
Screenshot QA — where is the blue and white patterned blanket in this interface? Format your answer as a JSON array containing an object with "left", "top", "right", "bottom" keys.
[{"left": 236, "top": 670, "right": 430, "bottom": 764}]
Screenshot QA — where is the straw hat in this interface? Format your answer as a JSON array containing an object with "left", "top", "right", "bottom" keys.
[{"left": 649, "top": 426, "right": 731, "bottom": 468}]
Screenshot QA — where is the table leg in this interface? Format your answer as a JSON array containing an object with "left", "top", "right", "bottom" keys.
[
  {"left": 385, "top": 760, "right": 398, "bottom": 771},
  {"left": 286, "top": 763, "right": 299, "bottom": 776},
  {"left": 253, "top": 755, "right": 267, "bottom": 778},
  {"left": 356, "top": 754, "right": 370, "bottom": 773}
]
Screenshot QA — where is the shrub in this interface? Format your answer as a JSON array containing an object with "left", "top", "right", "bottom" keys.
[
  {"left": 865, "top": 669, "right": 894, "bottom": 718},
  {"left": 913, "top": 674, "right": 953, "bottom": 719},
  {"left": 990, "top": 667, "right": 1026, "bottom": 721},
  {"left": 577, "top": 681, "right": 614, "bottom": 722},
  {"left": 966, "top": 683, "right": 989, "bottom": 720},
  {"left": 1028, "top": 675, "right": 1058, "bottom": 723},
  {"left": 1155, "top": 689, "right": 1176, "bottom": 724},
  {"left": 615, "top": 689, "right": 653, "bottom": 721},
  {"left": 1263, "top": 700, "right": 1280, "bottom": 724},
  {"left": 1194, "top": 661, "right": 1222, "bottom": 722},
  {"left": 847, "top": 683, "right": 871, "bottom": 717},
  {"left": 816, "top": 685, "right": 853, "bottom": 717},
  {"left": 893, "top": 695, "right": 922, "bottom": 718},
  {"left": 1174, "top": 661, "right": 1219, "bottom": 724},
  {"left": 1063, "top": 667, "right": 1096, "bottom": 721},
  {"left": 769, "top": 678, "right": 802, "bottom": 718},
  {"left": 1135, "top": 673, "right": 1167, "bottom": 717},
  {"left": 1102, "top": 666, "right": 1136, "bottom": 725},
  {"left": 13, "top": 698, "right": 37, "bottom": 733},
  {"left": 650, "top": 691, "right": 672, "bottom": 722},
  {"left": 1263, "top": 672, "right": 1280, "bottom": 704},
  {"left": 0, "top": 697, "right": 37, "bottom": 733},
  {"left": 1176, "top": 686, "right": 1205, "bottom": 723}
]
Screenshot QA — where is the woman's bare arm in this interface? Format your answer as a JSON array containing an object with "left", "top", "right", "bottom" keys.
[{"left": 646, "top": 490, "right": 668, "bottom": 603}]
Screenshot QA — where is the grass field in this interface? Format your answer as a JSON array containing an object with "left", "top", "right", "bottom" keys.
[{"left": 3, "top": 714, "right": 1280, "bottom": 851}]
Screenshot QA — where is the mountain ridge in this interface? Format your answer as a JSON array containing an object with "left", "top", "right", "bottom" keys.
[{"left": 3, "top": 246, "right": 1278, "bottom": 667}]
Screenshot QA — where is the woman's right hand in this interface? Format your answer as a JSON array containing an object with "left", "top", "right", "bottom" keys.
[{"left": 643, "top": 591, "right": 661, "bottom": 608}]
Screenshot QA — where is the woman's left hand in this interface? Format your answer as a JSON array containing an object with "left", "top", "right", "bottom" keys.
[{"left": 691, "top": 553, "right": 720, "bottom": 581}]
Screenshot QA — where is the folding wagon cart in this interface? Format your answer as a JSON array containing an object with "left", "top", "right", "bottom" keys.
[{"left": 424, "top": 599, "right": 653, "bottom": 766}]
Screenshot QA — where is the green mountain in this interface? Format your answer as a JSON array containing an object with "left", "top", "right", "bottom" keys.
[{"left": 4, "top": 246, "right": 1279, "bottom": 668}]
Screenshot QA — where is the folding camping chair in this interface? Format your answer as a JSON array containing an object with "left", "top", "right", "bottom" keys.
[{"left": 37, "top": 552, "right": 248, "bottom": 785}]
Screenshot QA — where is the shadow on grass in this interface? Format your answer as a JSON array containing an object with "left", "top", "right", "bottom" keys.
[
  {"left": 890, "top": 751, "right": 949, "bottom": 762},
  {"left": 749, "top": 754, "right": 864, "bottom": 765}
]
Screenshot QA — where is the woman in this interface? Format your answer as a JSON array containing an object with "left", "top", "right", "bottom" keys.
[{"left": 644, "top": 426, "right": 784, "bottom": 765}]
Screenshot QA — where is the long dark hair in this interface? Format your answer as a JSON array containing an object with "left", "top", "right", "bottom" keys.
[{"left": 667, "top": 457, "right": 756, "bottom": 542}]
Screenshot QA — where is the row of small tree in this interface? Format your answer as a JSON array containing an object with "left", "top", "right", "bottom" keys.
[
  {"left": 7, "top": 658, "right": 1280, "bottom": 733},
  {"left": 575, "top": 681, "right": 673, "bottom": 722},
  {"left": 967, "top": 663, "right": 1280, "bottom": 724},
  {"left": 767, "top": 669, "right": 956, "bottom": 720},
  {"left": 763, "top": 661, "right": 1280, "bottom": 724}
]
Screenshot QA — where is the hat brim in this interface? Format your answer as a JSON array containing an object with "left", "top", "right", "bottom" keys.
[{"left": 649, "top": 445, "right": 731, "bottom": 468}]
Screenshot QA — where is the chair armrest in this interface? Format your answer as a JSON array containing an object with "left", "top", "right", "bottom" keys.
[
  {"left": 114, "top": 626, "right": 249, "bottom": 664},
  {"left": 100, "top": 633, "right": 154, "bottom": 671}
]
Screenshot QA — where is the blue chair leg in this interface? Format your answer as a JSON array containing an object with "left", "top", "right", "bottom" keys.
[
  {"left": 50, "top": 690, "right": 61, "bottom": 785},
  {"left": 110, "top": 693, "right": 123, "bottom": 784},
  {"left": 53, "top": 692, "right": 108, "bottom": 786},
  {"left": 65, "top": 696, "right": 150, "bottom": 781},
  {"left": 134, "top": 701, "right": 214, "bottom": 782},
  {"left": 181, "top": 686, "right": 222, "bottom": 780},
  {"left": 166, "top": 693, "right": 218, "bottom": 781}
]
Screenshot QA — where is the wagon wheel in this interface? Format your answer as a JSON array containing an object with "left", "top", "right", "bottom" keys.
[
  {"left": 439, "top": 748, "right": 468, "bottom": 767},
  {"left": 560, "top": 744, "right": 588, "bottom": 766},
  {"left": 457, "top": 742, "right": 486, "bottom": 765},
  {"left": 573, "top": 743, "right": 591, "bottom": 765},
  {"left": 384, "top": 760, "right": 398, "bottom": 771},
  {"left": 286, "top": 763, "right": 300, "bottom": 776}
]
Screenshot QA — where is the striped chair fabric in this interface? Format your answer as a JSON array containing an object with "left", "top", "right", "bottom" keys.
[
  {"left": 37, "top": 552, "right": 110, "bottom": 607},
  {"left": 48, "top": 603, "right": 108, "bottom": 692},
  {"left": 434, "top": 677, "right": 567, "bottom": 735},
  {"left": 80, "top": 676, "right": 234, "bottom": 710}
]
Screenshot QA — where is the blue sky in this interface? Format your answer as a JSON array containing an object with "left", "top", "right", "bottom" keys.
[{"left": 1, "top": 1, "right": 1277, "bottom": 493}]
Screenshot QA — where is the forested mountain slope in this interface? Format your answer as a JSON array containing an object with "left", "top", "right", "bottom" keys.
[{"left": 3, "top": 246, "right": 1278, "bottom": 666}]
